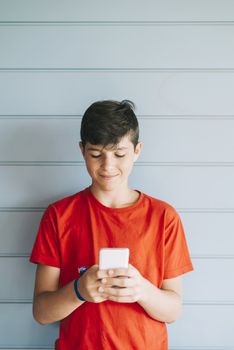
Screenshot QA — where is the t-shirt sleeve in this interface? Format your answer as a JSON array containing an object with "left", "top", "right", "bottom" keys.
[
  {"left": 163, "top": 207, "right": 194, "bottom": 279},
  {"left": 29, "top": 205, "right": 61, "bottom": 268}
]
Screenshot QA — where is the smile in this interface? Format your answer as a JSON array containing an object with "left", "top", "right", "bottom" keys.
[{"left": 100, "top": 174, "right": 118, "bottom": 180}]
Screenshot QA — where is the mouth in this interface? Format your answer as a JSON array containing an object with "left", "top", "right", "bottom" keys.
[{"left": 100, "top": 174, "right": 118, "bottom": 180}]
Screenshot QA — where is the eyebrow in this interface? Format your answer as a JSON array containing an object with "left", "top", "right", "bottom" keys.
[{"left": 87, "top": 146, "right": 128, "bottom": 151}]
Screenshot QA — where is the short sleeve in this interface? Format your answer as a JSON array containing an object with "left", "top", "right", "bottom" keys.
[
  {"left": 29, "top": 205, "right": 61, "bottom": 268},
  {"left": 163, "top": 207, "right": 193, "bottom": 279}
]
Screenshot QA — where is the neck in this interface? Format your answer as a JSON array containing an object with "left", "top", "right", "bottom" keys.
[{"left": 89, "top": 184, "right": 139, "bottom": 208}]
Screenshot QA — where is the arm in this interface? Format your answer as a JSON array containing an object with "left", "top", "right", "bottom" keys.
[
  {"left": 97, "top": 265, "right": 182, "bottom": 324},
  {"left": 138, "top": 276, "right": 182, "bottom": 323},
  {"left": 32, "top": 264, "right": 83, "bottom": 325},
  {"left": 32, "top": 264, "right": 107, "bottom": 325}
]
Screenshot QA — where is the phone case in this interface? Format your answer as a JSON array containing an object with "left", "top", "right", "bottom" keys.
[{"left": 99, "top": 248, "right": 129, "bottom": 269}]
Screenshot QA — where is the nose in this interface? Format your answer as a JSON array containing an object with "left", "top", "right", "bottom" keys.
[{"left": 101, "top": 154, "right": 116, "bottom": 171}]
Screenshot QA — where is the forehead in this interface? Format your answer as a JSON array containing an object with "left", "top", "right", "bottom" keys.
[{"left": 86, "top": 136, "right": 134, "bottom": 151}]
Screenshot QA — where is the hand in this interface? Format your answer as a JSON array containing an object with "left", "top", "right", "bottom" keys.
[
  {"left": 77, "top": 265, "right": 109, "bottom": 303},
  {"left": 97, "top": 264, "right": 146, "bottom": 303}
]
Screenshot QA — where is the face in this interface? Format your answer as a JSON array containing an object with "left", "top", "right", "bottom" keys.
[{"left": 79, "top": 135, "right": 142, "bottom": 192}]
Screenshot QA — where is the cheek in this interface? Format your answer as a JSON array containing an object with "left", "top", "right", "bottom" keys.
[
  {"left": 121, "top": 157, "right": 134, "bottom": 172},
  {"left": 85, "top": 159, "right": 97, "bottom": 175}
]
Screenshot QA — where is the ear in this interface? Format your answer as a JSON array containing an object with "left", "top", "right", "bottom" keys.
[
  {"left": 79, "top": 142, "right": 85, "bottom": 157},
  {"left": 133, "top": 142, "right": 143, "bottom": 162}
]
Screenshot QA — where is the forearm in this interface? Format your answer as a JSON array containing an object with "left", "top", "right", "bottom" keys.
[
  {"left": 138, "top": 278, "right": 182, "bottom": 323},
  {"left": 33, "top": 280, "right": 84, "bottom": 325}
]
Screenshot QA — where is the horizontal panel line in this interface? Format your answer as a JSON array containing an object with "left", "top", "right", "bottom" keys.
[
  {"left": 1, "top": 161, "right": 234, "bottom": 167},
  {"left": 192, "top": 255, "right": 234, "bottom": 259},
  {"left": 0, "top": 299, "right": 32, "bottom": 304},
  {"left": 1, "top": 20, "right": 234, "bottom": 26},
  {"left": 0, "top": 348, "right": 52, "bottom": 350},
  {"left": 0, "top": 348, "right": 53, "bottom": 350},
  {"left": 0, "top": 348, "right": 227, "bottom": 350},
  {"left": 0, "top": 115, "right": 234, "bottom": 120},
  {"left": 1, "top": 68, "right": 234, "bottom": 73},
  {"left": 0, "top": 254, "right": 30, "bottom": 257},
  {"left": 184, "top": 300, "right": 234, "bottom": 305},
  {"left": 10, "top": 348, "right": 232, "bottom": 350},
  {"left": 0, "top": 346, "right": 230, "bottom": 350},
  {"left": 0, "top": 208, "right": 45, "bottom": 212},
  {"left": 1, "top": 299, "right": 234, "bottom": 305},
  {"left": 177, "top": 208, "right": 234, "bottom": 213},
  {"left": 0, "top": 161, "right": 83, "bottom": 166},
  {"left": 0, "top": 208, "right": 233, "bottom": 213},
  {"left": 3, "top": 347, "right": 232, "bottom": 350},
  {"left": 169, "top": 347, "right": 234, "bottom": 350},
  {"left": 1, "top": 254, "right": 234, "bottom": 259}
]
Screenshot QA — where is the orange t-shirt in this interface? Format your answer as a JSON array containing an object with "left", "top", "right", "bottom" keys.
[{"left": 30, "top": 187, "right": 193, "bottom": 350}]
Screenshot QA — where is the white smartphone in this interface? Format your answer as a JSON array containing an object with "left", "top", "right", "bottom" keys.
[{"left": 99, "top": 248, "right": 129, "bottom": 270}]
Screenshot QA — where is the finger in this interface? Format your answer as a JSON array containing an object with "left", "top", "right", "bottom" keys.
[
  {"left": 96, "top": 269, "right": 111, "bottom": 280},
  {"left": 101, "top": 277, "right": 135, "bottom": 288},
  {"left": 101, "top": 286, "right": 137, "bottom": 297},
  {"left": 107, "top": 267, "right": 135, "bottom": 278},
  {"left": 91, "top": 264, "right": 99, "bottom": 269},
  {"left": 106, "top": 295, "right": 139, "bottom": 303},
  {"left": 86, "top": 287, "right": 108, "bottom": 302},
  {"left": 97, "top": 266, "right": 137, "bottom": 280},
  {"left": 85, "top": 264, "right": 99, "bottom": 273},
  {"left": 96, "top": 269, "right": 128, "bottom": 280},
  {"left": 96, "top": 287, "right": 109, "bottom": 300},
  {"left": 92, "top": 295, "right": 108, "bottom": 303}
]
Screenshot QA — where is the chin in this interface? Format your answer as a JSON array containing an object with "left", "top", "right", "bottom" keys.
[
  {"left": 100, "top": 184, "right": 117, "bottom": 191},
  {"left": 95, "top": 180, "right": 120, "bottom": 191}
]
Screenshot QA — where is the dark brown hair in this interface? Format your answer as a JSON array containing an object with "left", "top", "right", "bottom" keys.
[{"left": 80, "top": 99, "right": 139, "bottom": 148}]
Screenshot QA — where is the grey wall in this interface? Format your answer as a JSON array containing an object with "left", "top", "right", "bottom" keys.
[{"left": 0, "top": 1, "right": 234, "bottom": 349}]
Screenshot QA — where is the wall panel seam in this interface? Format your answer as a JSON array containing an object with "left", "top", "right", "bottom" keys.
[
  {"left": 1, "top": 20, "right": 234, "bottom": 26},
  {"left": 169, "top": 348, "right": 234, "bottom": 350},
  {"left": 0, "top": 348, "right": 227, "bottom": 350},
  {"left": 5, "top": 348, "right": 222, "bottom": 350},
  {"left": 1, "top": 115, "right": 234, "bottom": 120},
  {"left": 1, "top": 254, "right": 234, "bottom": 259},
  {"left": 1, "top": 161, "right": 234, "bottom": 167},
  {"left": 0, "top": 208, "right": 233, "bottom": 213},
  {"left": 1, "top": 299, "right": 234, "bottom": 305},
  {"left": 0, "top": 348, "right": 53, "bottom": 350},
  {"left": 2, "top": 68, "right": 234, "bottom": 72}
]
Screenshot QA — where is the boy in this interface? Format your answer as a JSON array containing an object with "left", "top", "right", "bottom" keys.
[{"left": 30, "top": 100, "right": 193, "bottom": 349}]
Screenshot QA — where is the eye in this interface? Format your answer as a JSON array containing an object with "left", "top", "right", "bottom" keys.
[
  {"left": 115, "top": 154, "right": 125, "bottom": 158},
  {"left": 90, "top": 154, "right": 101, "bottom": 158}
]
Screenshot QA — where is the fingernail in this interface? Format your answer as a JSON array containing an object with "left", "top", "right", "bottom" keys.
[
  {"left": 99, "top": 286, "right": 104, "bottom": 293},
  {"left": 108, "top": 270, "right": 114, "bottom": 276},
  {"left": 102, "top": 278, "right": 107, "bottom": 284}
]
